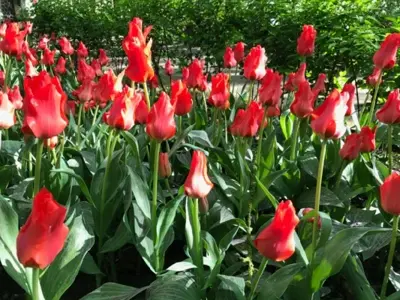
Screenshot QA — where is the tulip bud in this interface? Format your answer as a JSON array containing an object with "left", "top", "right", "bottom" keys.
[
  {"left": 339, "top": 133, "right": 360, "bottom": 161},
  {"left": 170, "top": 80, "right": 193, "bottom": 116},
  {"left": 77, "top": 58, "right": 96, "bottom": 83},
  {"left": 223, "top": 47, "right": 237, "bottom": 68},
  {"left": 42, "top": 47, "right": 56, "bottom": 66},
  {"left": 184, "top": 150, "right": 213, "bottom": 199},
  {"left": 58, "top": 37, "right": 74, "bottom": 55},
  {"left": 7, "top": 85, "right": 23, "bottom": 110},
  {"left": 208, "top": 73, "right": 230, "bottom": 110},
  {"left": 359, "top": 126, "right": 376, "bottom": 153},
  {"left": 341, "top": 83, "right": 356, "bottom": 116},
  {"left": 367, "top": 67, "right": 382, "bottom": 87},
  {"left": 290, "top": 81, "right": 314, "bottom": 118},
  {"left": 165, "top": 59, "right": 174, "bottom": 76},
  {"left": 380, "top": 172, "right": 400, "bottom": 215},
  {"left": 98, "top": 49, "right": 110, "bottom": 66},
  {"left": 55, "top": 57, "right": 67, "bottom": 75},
  {"left": 376, "top": 89, "right": 400, "bottom": 125},
  {"left": 259, "top": 69, "right": 283, "bottom": 107},
  {"left": 159, "top": 152, "right": 172, "bottom": 178},
  {"left": 244, "top": 45, "right": 267, "bottom": 81},
  {"left": 187, "top": 59, "right": 206, "bottom": 91},
  {"left": 44, "top": 136, "right": 59, "bottom": 150},
  {"left": 297, "top": 25, "right": 317, "bottom": 57},
  {"left": 373, "top": 33, "right": 400, "bottom": 70},
  {"left": 146, "top": 92, "right": 176, "bottom": 141},
  {"left": 0, "top": 92, "right": 16, "bottom": 130},
  {"left": 233, "top": 42, "right": 245, "bottom": 63},
  {"left": 230, "top": 101, "right": 264, "bottom": 137},
  {"left": 135, "top": 94, "right": 149, "bottom": 124},
  {"left": 77, "top": 41, "right": 89, "bottom": 58}
]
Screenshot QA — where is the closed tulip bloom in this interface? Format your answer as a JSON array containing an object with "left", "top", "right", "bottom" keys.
[
  {"left": 266, "top": 104, "right": 281, "bottom": 117},
  {"left": 339, "top": 133, "right": 360, "bottom": 161},
  {"left": 65, "top": 101, "right": 76, "bottom": 116},
  {"left": 146, "top": 92, "right": 176, "bottom": 141},
  {"left": 91, "top": 59, "right": 103, "bottom": 77},
  {"left": 376, "top": 89, "right": 400, "bottom": 124},
  {"left": 103, "top": 86, "right": 137, "bottom": 130},
  {"left": 244, "top": 45, "right": 267, "bottom": 81},
  {"left": 254, "top": 200, "right": 299, "bottom": 261},
  {"left": 0, "top": 71, "right": 4, "bottom": 87},
  {"left": 184, "top": 150, "right": 213, "bottom": 199},
  {"left": 312, "top": 73, "right": 326, "bottom": 95},
  {"left": 23, "top": 71, "right": 68, "bottom": 139},
  {"left": 170, "top": 80, "right": 192, "bottom": 115},
  {"left": 224, "top": 47, "right": 237, "bottom": 68},
  {"left": 77, "top": 58, "right": 96, "bottom": 83},
  {"left": 290, "top": 81, "right": 315, "bottom": 118},
  {"left": 44, "top": 136, "right": 58, "bottom": 150},
  {"left": 17, "top": 188, "right": 69, "bottom": 269},
  {"left": 0, "top": 22, "right": 7, "bottom": 37},
  {"left": 159, "top": 152, "right": 172, "bottom": 178},
  {"left": 25, "top": 59, "right": 38, "bottom": 77},
  {"left": 359, "top": 126, "right": 376, "bottom": 153},
  {"left": 124, "top": 41, "right": 154, "bottom": 83},
  {"left": 125, "top": 17, "right": 152, "bottom": 48},
  {"left": 38, "top": 35, "right": 49, "bottom": 50},
  {"left": 0, "top": 22, "right": 27, "bottom": 57},
  {"left": 233, "top": 42, "right": 245, "bottom": 63},
  {"left": 93, "top": 69, "right": 118, "bottom": 104},
  {"left": 187, "top": 59, "right": 206, "bottom": 90},
  {"left": 182, "top": 67, "right": 189, "bottom": 82},
  {"left": 165, "top": 59, "right": 174, "bottom": 76},
  {"left": 380, "top": 173, "right": 400, "bottom": 215},
  {"left": 209, "top": 73, "right": 230, "bottom": 109},
  {"left": 7, "top": 85, "right": 23, "bottom": 110},
  {"left": 77, "top": 41, "right": 89, "bottom": 58},
  {"left": 373, "top": 33, "right": 400, "bottom": 70},
  {"left": 311, "top": 89, "right": 348, "bottom": 139},
  {"left": 341, "top": 83, "right": 356, "bottom": 116},
  {"left": 54, "top": 57, "right": 67, "bottom": 74},
  {"left": 230, "top": 101, "right": 264, "bottom": 137},
  {"left": 42, "top": 47, "right": 56, "bottom": 66},
  {"left": 98, "top": 49, "right": 110, "bottom": 66},
  {"left": 135, "top": 94, "right": 149, "bottom": 124},
  {"left": 297, "top": 25, "right": 317, "bottom": 56},
  {"left": 73, "top": 80, "right": 95, "bottom": 103},
  {"left": 150, "top": 75, "right": 159, "bottom": 89},
  {"left": 284, "top": 63, "right": 307, "bottom": 91},
  {"left": 58, "top": 37, "right": 74, "bottom": 55},
  {"left": 367, "top": 67, "right": 383, "bottom": 87},
  {"left": 0, "top": 92, "right": 15, "bottom": 129},
  {"left": 22, "top": 42, "right": 38, "bottom": 66},
  {"left": 259, "top": 68, "right": 283, "bottom": 106}
]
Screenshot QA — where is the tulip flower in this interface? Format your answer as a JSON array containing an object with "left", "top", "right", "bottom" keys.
[
  {"left": 165, "top": 59, "right": 174, "bottom": 76},
  {"left": 73, "top": 80, "right": 95, "bottom": 103},
  {"left": 230, "top": 101, "right": 264, "bottom": 137},
  {"left": 0, "top": 22, "right": 27, "bottom": 57},
  {"left": 25, "top": 59, "right": 38, "bottom": 77},
  {"left": 0, "top": 23, "right": 7, "bottom": 37},
  {"left": 266, "top": 104, "right": 281, "bottom": 117},
  {"left": 44, "top": 136, "right": 58, "bottom": 150},
  {"left": 284, "top": 63, "right": 307, "bottom": 91},
  {"left": 170, "top": 80, "right": 193, "bottom": 115},
  {"left": 125, "top": 17, "right": 152, "bottom": 47},
  {"left": 359, "top": 126, "right": 376, "bottom": 153},
  {"left": 339, "top": 133, "right": 361, "bottom": 161},
  {"left": 22, "top": 42, "right": 38, "bottom": 66},
  {"left": 233, "top": 42, "right": 245, "bottom": 63},
  {"left": 93, "top": 69, "right": 118, "bottom": 104},
  {"left": 91, "top": 59, "right": 103, "bottom": 77},
  {"left": 182, "top": 67, "right": 189, "bottom": 82},
  {"left": 312, "top": 73, "right": 326, "bottom": 95},
  {"left": 38, "top": 35, "right": 49, "bottom": 50},
  {"left": 146, "top": 92, "right": 176, "bottom": 141},
  {"left": 184, "top": 150, "right": 214, "bottom": 199},
  {"left": 159, "top": 152, "right": 172, "bottom": 178},
  {"left": 58, "top": 37, "right": 74, "bottom": 55},
  {"left": 380, "top": 173, "right": 400, "bottom": 215},
  {"left": 135, "top": 93, "right": 149, "bottom": 124},
  {"left": 42, "top": 47, "right": 56, "bottom": 66},
  {"left": 208, "top": 73, "right": 230, "bottom": 109},
  {"left": 341, "top": 83, "right": 356, "bottom": 116},
  {"left": 367, "top": 67, "right": 383, "bottom": 87},
  {"left": 311, "top": 89, "right": 348, "bottom": 139},
  {"left": 7, "top": 85, "right": 23, "bottom": 110},
  {"left": 65, "top": 101, "right": 76, "bottom": 116},
  {"left": 302, "top": 208, "right": 321, "bottom": 228},
  {"left": 254, "top": 200, "right": 299, "bottom": 261},
  {"left": 17, "top": 188, "right": 69, "bottom": 269},
  {"left": 376, "top": 89, "right": 400, "bottom": 124},
  {"left": 54, "top": 57, "right": 67, "bottom": 74},
  {"left": 77, "top": 41, "right": 89, "bottom": 58},
  {"left": 150, "top": 75, "right": 159, "bottom": 89},
  {"left": 23, "top": 71, "right": 68, "bottom": 139},
  {"left": 259, "top": 69, "right": 283, "bottom": 107},
  {"left": 244, "top": 45, "right": 267, "bottom": 81},
  {"left": 290, "top": 81, "right": 315, "bottom": 118},
  {"left": 297, "top": 25, "right": 317, "bottom": 57},
  {"left": 77, "top": 58, "right": 96, "bottom": 83},
  {"left": 373, "top": 33, "right": 400, "bottom": 70},
  {"left": 0, "top": 92, "right": 15, "bottom": 129},
  {"left": 187, "top": 59, "right": 207, "bottom": 91},
  {"left": 0, "top": 71, "right": 4, "bottom": 87},
  {"left": 224, "top": 47, "right": 237, "bottom": 68}
]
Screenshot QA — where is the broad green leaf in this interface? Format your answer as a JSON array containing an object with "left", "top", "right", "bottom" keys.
[
  {"left": 167, "top": 261, "right": 197, "bottom": 272},
  {"left": 80, "top": 253, "right": 102, "bottom": 275},
  {"left": 101, "top": 220, "right": 132, "bottom": 253},
  {"left": 390, "top": 267, "right": 400, "bottom": 291},
  {"left": 147, "top": 274, "right": 201, "bottom": 300},
  {"left": 127, "top": 166, "right": 151, "bottom": 220},
  {"left": 188, "top": 130, "right": 213, "bottom": 148},
  {"left": 81, "top": 283, "right": 147, "bottom": 300},
  {"left": 217, "top": 275, "right": 246, "bottom": 300},
  {"left": 297, "top": 187, "right": 344, "bottom": 208}
]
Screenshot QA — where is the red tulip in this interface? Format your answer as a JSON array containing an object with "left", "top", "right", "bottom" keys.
[
  {"left": 38, "top": 35, "right": 49, "bottom": 50},
  {"left": 359, "top": 126, "right": 376, "bottom": 153},
  {"left": 290, "top": 81, "right": 315, "bottom": 118},
  {"left": 98, "top": 49, "right": 109, "bottom": 66},
  {"left": 187, "top": 59, "right": 207, "bottom": 91},
  {"left": 224, "top": 47, "right": 237, "bottom": 68},
  {"left": 23, "top": 71, "right": 68, "bottom": 139},
  {"left": 230, "top": 101, "right": 264, "bottom": 137},
  {"left": 0, "top": 23, "right": 7, "bottom": 37},
  {"left": 184, "top": 150, "right": 213, "bottom": 199},
  {"left": 24, "top": 22, "right": 33, "bottom": 34},
  {"left": 259, "top": 68, "right": 283, "bottom": 106},
  {"left": 165, "top": 59, "right": 174, "bottom": 76},
  {"left": 380, "top": 173, "right": 400, "bottom": 215},
  {"left": 42, "top": 47, "right": 56, "bottom": 66},
  {"left": 243, "top": 45, "right": 267, "bottom": 81},
  {"left": 341, "top": 83, "right": 356, "bottom": 116},
  {"left": 159, "top": 152, "right": 172, "bottom": 178},
  {"left": 266, "top": 104, "right": 281, "bottom": 117},
  {"left": 135, "top": 94, "right": 149, "bottom": 124},
  {"left": 146, "top": 92, "right": 176, "bottom": 141},
  {"left": 91, "top": 59, "right": 103, "bottom": 77},
  {"left": 150, "top": 75, "right": 159, "bottom": 89},
  {"left": 22, "top": 42, "right": 38, "bottom": 66},
  {"left": 54, "top": 57, "right": 67, "bottom": 74},
  {"left": 0, "top": 70, "right": 4, "bottom": 87},
  {"left": 103, "top": 86, "right": 138, "bottom": 130},
  {"left": 7, "top": 85, "right": 23, "bottom": 110},
  {"left": 17, "top": 188, "right": 69, "bottom": 269},
  {"left": 373, "top": 33, "right": 400, "bottom": 70},
  {"left": 209, "top": 73, "right": 230, "bottom": 109},
  {"left": 182, "top": 67, "right": 189, "bottom": 82},
  {"left": 73, "top": 80, "right": 95, "bottom": 103},
  {"left": 44, "top": 136, "right": 58, "bottom": 150},
  {"left": 302, "top": 208, "right": 321, "bottom": 228},
  {"left": 367, "top": 67, "right": 383, "bottom": 87},
  {"left": 77, "top": 41, "right": 89, "bottom": 58},
  {"left": 376, "top": 89, "right": 400, "bottom": 124},
  {"left": 0, "top": 22, "right": 27, "bottom": 57},
  {"left": 297, "top": 25, "right": 317, "bottom": 57},
  {"left": 77, "top": 58, "right": 96, "bottom": 83},
  {"left": 311, "top": 89, "right": 348, "bottom": 139},
  {"left": 170, "top": 80, "right": 193, "bottom": 115},
  {"left": 125, "top": 17, "right": 152, "bottom": 48},
  {"left": 254, "top": 200, "right": 299, "bottom": 261},
  {"left": 58, "top": 37, "right": 74, "bottom": 55},
  {"left": 0, "top": 92, "right": 15, "bottom": 129},
  {"left": 233, "top": 41, "right": 245, "bottom": 63},
  {"left": 65, "top": 101, "right": 76, "bottom": 116},
  {"left": 284, "top": 63, "right": 306, "bottom": 91},
  {"left": 92, "top": 69, "right": 118, "bottom": 104},
  {"left": 339, "top": 133, "right": 360, "bottom": 161},
  {"left": 25, "top": 59, "right": 38, "bottom": 77},
  {"left": 312, "top": 73, "right": 326, "bottom": 95}
]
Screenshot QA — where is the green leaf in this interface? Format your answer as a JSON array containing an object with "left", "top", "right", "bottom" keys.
[
  {"left": 257, "top": 263, "right": 305, "bottom": 300},
  {"left": 188, "top": 130, "right": 213, "bottom": 148},
  {"left": 127, "top": 166, "right": 151, "bottom": 220},
  {"left": 147, "top": 274, "right": 201, "bottom": 300},
  {"left": 217, "top": 275, "right": 246, "bottom": 300},
  {"left": 80, "top": 253, "right": 103, "bottom": 275},
  {"left": 81, "top": 283, "right": 147, "bottom": 300},
  {"left": 167, "top": 261, "right": 197, "bottom": 272},
  {"left": 101, "top": 220, "right": 132, "bottom": 253},
  {"left": 297, "top": 187, "right": 344, "bottom": 208}
]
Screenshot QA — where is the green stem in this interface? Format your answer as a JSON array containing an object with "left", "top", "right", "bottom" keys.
[
  {"left": 33, "top": 140, "right": 44, "bottom": 196},
  {"left": 189, "top": 198, "right": 204, "bottom": 287},
  {"left": 255, "top": 108, "right": 267, "bottom": 175},
  {"left": 32, "top": 268, "right": 41, "bottom": 300},
  {"left": 212, "top": 109, "right": 220, "bottom": 145},
  {"left": 165, "top": 179, "right": 173, "bottom": 200},
  {"left": 143, "top": 83, "right": 151, "bottom": 109},
  {"left": 223, "top": 111, "right": 228, "bottom": 144},
  {"left": 152, "top": 142, "right": 161, "bottom": 271},
  {"left": 334, "top": 160, "right": 347, "bottom": 190},
  {"left": 388, "top": 124, "right": 393, "bottom": 172},
  {"left": 367, "top": 72, "right": 383, "bottom": 125},
  {"left": 92, "top": 105, "right": 100, "bottom": 127},
  {"left": 178, "top": 116, "right": 183, "bottom": 136},
  {"left": 380, "top": 215, "right": 399, "bottom": 300},
  {"left": 248, "top": 258, "right": 268, "bottom": 300},
  {"left": 202, "top": 91, "right": 208, "bottom": 118},
  {"left": 289, "top": 117, "right": 301, "bottom": 161},
  {"left": 248, "top": 81, "right": 255, "bottom": 105},
  {"left": 57, "top": 133, "right": 65, "bottom": 169},
  {"left": 76, "top": 103, "right": 84, "bottom": 148},
  {"left": 360, "top": 90, "right": 371, "bottom": 117},
  {"left": 0, "top": 130, "right": 2, "bottom": 151},
  {"left": 311, "top": 140, "right": 327, "bottom": 259}
]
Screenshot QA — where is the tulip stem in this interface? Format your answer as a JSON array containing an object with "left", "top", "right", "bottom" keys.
[
  {"left": 248, "top": 258, "right": 268, "bottom": 300},
  {"left": 311, "top": 140, "right": 327, "bottom": 259},
  {"left": 248, "top": 81, "right": 255, "bottom": 105},
  {"left": 367, "top": 72, "right": 383, "bottom": 125},
  {"left": 380, "top": 215, "right": 399, "bottom": 299},
  {"left": 76, "top": 103, "right": 84, "bottom": 149},
  {"left": 33, "top": 139, "right": 44, "bottom": 196},
  {"left": 255, "top": 108, "right": 267, "bottom": 176},
  {"left": 202, "top": 91, "right": 208, "bottom": 118},
  {"left": 289, "top": 117, "right": 301, "bottom": 161},
  {"left": 188, "top": 197, "right": 204, "bottom": 288},
  {"left": 388, "top": 124, "right": 393, "bottom": 172},
  {"left": 32, "top": 268, "right": 41, "bottom": 300},
  {"left": 143, "top": 82, "right": 151, "bottom": 109},
  {"left": 334, "top": 160, "right": 347, "bottom": 190},
  {"left": 152, "top": 141, "right": 161, "bottom": 271}
]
